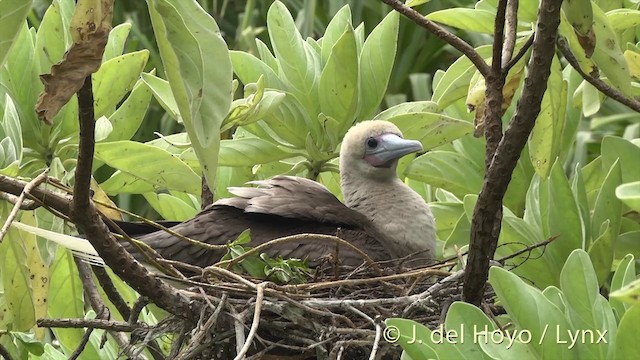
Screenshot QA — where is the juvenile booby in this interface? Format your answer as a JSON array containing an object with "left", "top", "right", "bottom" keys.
[{"left": 118, "top": 120, "right": 436, "bottom": 268}]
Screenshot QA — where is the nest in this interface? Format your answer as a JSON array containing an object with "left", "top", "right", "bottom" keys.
[{"left": 125, "top": 254, "right": 497, "bottom": 360}]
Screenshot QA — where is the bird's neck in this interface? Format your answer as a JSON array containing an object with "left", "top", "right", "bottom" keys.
[{"left": 341, "top": 174, "right": 436, "bottom": 258}]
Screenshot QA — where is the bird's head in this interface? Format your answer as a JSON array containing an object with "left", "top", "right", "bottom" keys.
[{"left": 339, "top": 120, "right": 423, "bottom": 181}]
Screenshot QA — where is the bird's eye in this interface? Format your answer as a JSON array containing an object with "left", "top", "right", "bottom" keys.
[{"left": 366, "top": 137, "right": 378, "bottom": 149}]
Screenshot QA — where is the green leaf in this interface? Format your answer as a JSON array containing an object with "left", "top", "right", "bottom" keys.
[
  {"left": 591, "top": 160, "right": 622, "bottom": 245},
  {"left": 148, "top": 0, "right": 233, "bottom": 189},
  {"left": 35, "top": 0, "right": 73, "bottom": 72},
  {"left": 489, "top": 267, "right": 575, "bottom": 359},
  {"left": 229, "top": 50, "right": 283, "bottom": 89},
  {"left": 319, "top": 24, "right": 358, "bottom": 129},
  {"left": 105, "top": 77, "right": 153, "bottom": 142},
  {"left": 610, "top": 254, "right": 635, "bottom": 318},
  {"left": 433, "top": 45, "right": 492, "bottom": 108},
  {"left": 384, "top": 112, "right": 473, "bottom": 151},
  {"left": 374, "top": 101, "right": 440, "bottom": 120},
  {"left": 142, "top": 192, "right": 198, "bottom": 221},
  {"left": 357, "top": 11, "right": 399, "bottom": 120},
  {"left": 588, "top": 221, "right": 615, "bottom": 286},
  {"left": 444, "top": 302, "right": 495, "bottom": 359},
  {"left": 321, "top": 5, "right": 352, "bottom": 63},
  {"left": 140, "top": 72, "right": 180, "bottom": 121},
  {"left": 1, "top": 94, "right": 22, "bottom": 164},
  {"left": 103, "top": 23, "right": 132, "bottom": 61},
  {"left": 607, "top": 9, "right": 640, "bottom": 32},
  {"left": 219, "top": 138, "right": 292, "bottom": 166},
  {"left": 0, "top": 0, "right": 32, "bottom": 67},
  {"left": 560, "top": 250, "right": 615, "bottom": 359},
  {"left": 383, "top": 318, "right": 439, "bottom": 359},
  {"left": 610, "top": 278, "right": 640, "bottom": 305},
  {"left": 615, "top": 304, "right": 640, "bottom": 359},
  {"left": 616, "top": 181, "right": 640, "bottom": 212},
  {"left": 406, "top": 151, "right": 483, "bottom": 198},
  {"left": 267, "top": 1, "right": 319, "bottom": 101},
  {"left": 426, "top": 8, "right": 497, "bottom": 34},
  {"left": 0, "top": 228, "right": 35, "bottom": 331},
  {"left": 528, "top": 57, "right": 566, "bottom": 178},
  {"left": 95, "top": 141, "right": 201, "bottom": 194},
  {"left": 602, "top": 136, "right": 640, "bottom": 184},
  {"left": 48, "top": 249, "right": 100, "bottom": 357},
  {"left": 92, "top": 50, "right": 149, "bottom": 118}
]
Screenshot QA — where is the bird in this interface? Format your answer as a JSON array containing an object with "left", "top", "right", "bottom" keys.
[{"left": 113, "top": 120, "right": 436, "bottom": 269}]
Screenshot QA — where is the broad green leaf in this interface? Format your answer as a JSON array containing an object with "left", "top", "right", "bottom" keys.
[
  {"left": 319, "top": 24, "right": 358, "bottom": 129},
  {"left": 0, "top": 0, "right": 32, "bottom": 67},
  {"left": 427, "top": 9, "right": 497, "bottom": 34},
  {"left": 140, "top": 72, "right": 180, "bottom": 121},
  {"left": 433, "top": 46, "right": 492, "bottom": 109},
  {"left": 610, "top": 278, "right": 640, "bottom": 305},
  {"left": 148, "top": 0, "right": 232, "bottom": 189},
  {"left": 48, "top": 249, "right": 100, "bottom": 357},
  {"left": 229, "top": 50, "right": 283, "bottom": 89},
  {"left": 358, "top": 11, "right": 399, "bottom": 120},
  {"left": 255, "top": 39, "right": 278, "bottom": 71},
  {"left": 0, "top": 228, "right": 35, "bottom": 331},
  {"left": 444, "top": 302, "right": 495, "bottom": 360},
  {"left": 591, "top": 160, "right": 622, "bottom": 245},
  {"left": 616, "top": 181, "right": 640, "bottom": 212},
  {"left": 544, "top": 161, "right": 584, "bottom": 269},
  {"left": 218, "top": 138, "right": 292, "bottom": 166},
  {"left": 384, "top": 113, "right": 473, "bottom": 150},
  {"left": 255, "top": 93, "right": 313, "bottom": 148},
  {"left": 1, "top": 95, "right": 22, "bottom": 163},
  {"left": 529, "top": 57, "right": 566, "bottom": 178},
  {"left": 267, "top": 1, "right": 319, "bottom": 101},
  {"left": 571, "top": 167, "right": 591, "bottom": 248},
  {"left": 99, "top": 171, "right": 157, "bottom": 194},
  {"left": 143, "top": 192, "right": 198, "bottom": 221},
  {"left": 489, "top": 267, "right": 575, "bottom": 359},
  {"left": 601, "top": 136, "right": 640, "bottom": 184},
  {"left": 406, "top": 151, "right": 483, "bottom": 198},
  {"left": 383, "top": 318, "right": 445, "bottom": 359},
  {"left": 610, "top": 254, "right": 635, "bottom": 318},
  {"left": 374, "top": 101, "right": 439, "bottom": 120},
  {"left": 92, "top": 50, "right": 149, "bottom": 118},
  {"left": 35, "top": 0, "right": 74, "bottom": 72},
  {"left": 95, "top": 141, "right": 201, "bottom": 194},
  {"left": 591, "top": 3, "right": 632, "bottom": 95},
  {"left": 215, "top": 166, "right": 254, "bottom": 200},
  {"left": 103, "top": 23, "right": 132, "bottom": 61},
  {"left": 321, "top": 5, "right": 352, "bottom": 63},
  {"left": 105, "top": 77, "right": 153, "bottom": 142},
  {"left": 615, "top": 304, "right": 640, "bottom": 359},
  {"left": 429, "top": 203, "right": 465, "bottom": 240},
  {"left": 588, "top": 221, "right": 615, "bottom": 286},
  {"left": 561, "top": 250, "right": 615, "bottom": 359},
  {"left": 607, "top": 9, "right": 640, "bottom": 32}
]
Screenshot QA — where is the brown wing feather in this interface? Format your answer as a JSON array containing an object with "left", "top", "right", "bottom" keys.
[{"left": 119, "top": 176, "right": 397, "bottom": 268}]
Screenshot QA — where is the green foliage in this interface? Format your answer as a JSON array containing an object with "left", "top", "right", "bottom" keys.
[
  {"left": 220, "top": 230, "right": 312, "bottom": 284},
  {"left": 387, "top": 250, "right": 638, "bottom": 359}
]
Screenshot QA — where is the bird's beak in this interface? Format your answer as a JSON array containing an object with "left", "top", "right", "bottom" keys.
[{"left": 365, "top": 133, "right": 423, "bottom": 168}]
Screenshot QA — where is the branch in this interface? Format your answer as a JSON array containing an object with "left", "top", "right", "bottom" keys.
[
  {"left": 501, "top": 0, "right": 520, "bottom": 66},
  {"left": 464, "top": 0, "right": 563, "bottom": 305},
  {"left": 37, "top": 318, "right": 149, "bottom": 332},
  {"left": 558, "top": 38, "right": 640, "bottom": 113},
  {"left": 70, "top": 75, "right": 198, "bottom": 320},
  {"left": 380, "top": 0, "right": 491, "bottom": 76},
  {"left": 0, "top": 169, "right": 49, "bottom": 242}
]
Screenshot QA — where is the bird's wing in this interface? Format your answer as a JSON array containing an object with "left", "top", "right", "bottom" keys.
[{"left": 215, "top": 175, "right": 369, "bottom": 226}]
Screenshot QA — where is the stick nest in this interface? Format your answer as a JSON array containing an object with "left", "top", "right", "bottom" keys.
[{"left": 129, "top": 255, "right": 496, "bottom": 360}]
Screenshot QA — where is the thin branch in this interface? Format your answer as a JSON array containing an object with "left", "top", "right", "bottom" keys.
[
  {"left": 37, "top": 318, "right": 149, "bottom": 332},
  {"left": 503, "top": 34, "right": 534, "bottom": 74},
  {"left": 558, "top": 38, "right": 640, "bottom": 113},
  {"left": 501, "top": 0, "right": 520, "bottom": 66},
  {"left": 380, "top": 0, "right": 491, "bottom": 76},
  {"left": 0, "top": 192, "right": 39, "bottom": 210},
  {"left": 0, "top": 169, "right": 49, "bottom": 242},
  {"left": 234, "top": 283, "right": 267, "bottom": 360}
]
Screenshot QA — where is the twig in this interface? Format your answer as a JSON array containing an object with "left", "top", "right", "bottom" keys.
[
  {"left": 496, "top": 234, "right": 558, "bottom": 263},
  {"left": 68, "top": 329, "right": 93, "bottom": 360},
  {"left": 380, "top": 0, "right": 491, "bottom": 76},
  {"left": 0, "top": 192, "right": 39, "bottom": 210},
  {"left": 228, "top": 305, "right": 246, "bottom": 356},
  {"left": 370, "top": 317, "right": 383, "bottom": 360},
  {"left": 37, "top": 318, "right": 149, "bottom": 332},
  {"left": 501, "top": 0, "right": 519, "bottom": 66},
  {"left": 558, "top": 37, "right": 640, "bottom": 112},
  {"left": 502, "top": 34, "right": 534, "bottom": 73},
  {"left": 0, "top": 169, "right": 49, "bottom": 242},
  {"left": 234, "top": 283, "right": 267, "bottom": 360},
  {"left": 92, "top": 265, "right": 131, "bottom": 320}
]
